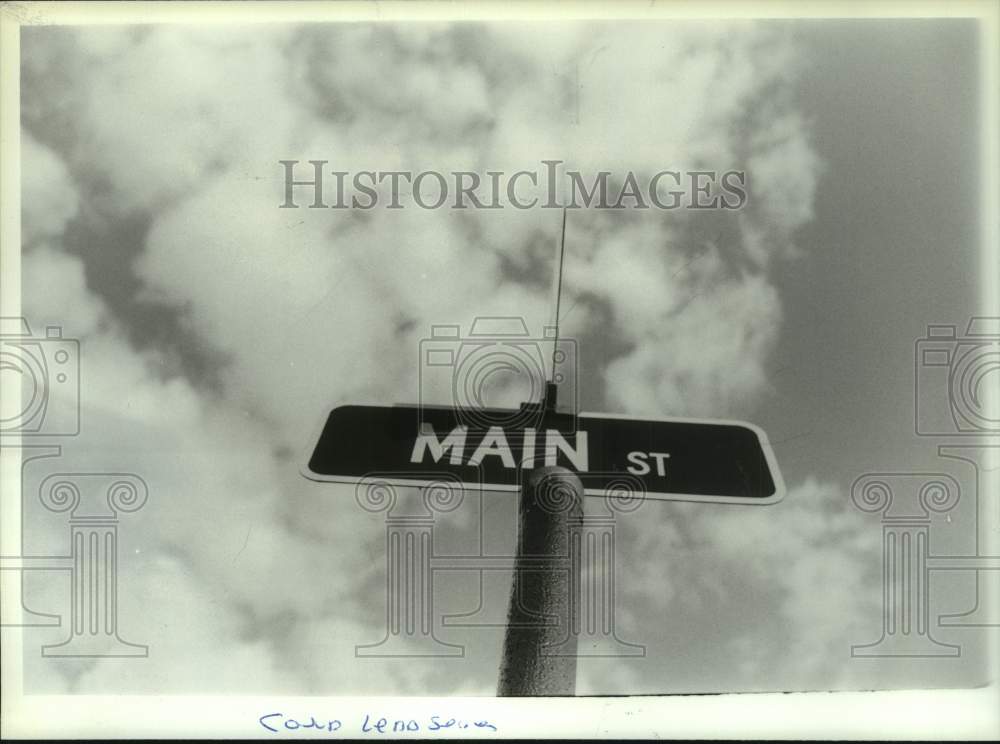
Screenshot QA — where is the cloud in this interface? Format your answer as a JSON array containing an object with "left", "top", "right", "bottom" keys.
[
  {"left": 686, "top": 477, "right": 883, "bottom": 689},
  {"left": 21, "top": 247, "right": 102, "bottom": 336},
  {"left": 22, "top": 26, "right": 302, "bottom": 216},
  {"left": 573, "top": 478, "right": 881, "bottom": 694},
  {"left": 20, "top": 238, "right": 396, "bottom": 694},
  {"left": 591, "top": 242, "right": 783, "bottom": 416},
  {"left": 20, "top": 132, "right": 79, "bottom": 248}
]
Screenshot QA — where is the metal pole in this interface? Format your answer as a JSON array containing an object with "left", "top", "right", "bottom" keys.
[{"left": 497, "top": 466, "right": 582, "bottom": 696}]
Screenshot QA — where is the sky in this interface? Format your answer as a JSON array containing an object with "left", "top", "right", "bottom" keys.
[{"left": 12, "top": 18, "right": 990, "bottom": 696}]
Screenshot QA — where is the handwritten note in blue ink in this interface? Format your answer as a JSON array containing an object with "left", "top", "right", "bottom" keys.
[{"left": 258, "top": 712, "right": 499, "bottom": 735}]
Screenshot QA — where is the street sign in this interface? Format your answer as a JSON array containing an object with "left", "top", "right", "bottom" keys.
[{"left": 302, "top": 404, "right": 785, "bottom": 504}]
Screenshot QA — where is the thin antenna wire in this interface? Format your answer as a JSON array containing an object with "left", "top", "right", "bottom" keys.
[{"left": 550, "top": 206, "right": 568, "bottom": 383}]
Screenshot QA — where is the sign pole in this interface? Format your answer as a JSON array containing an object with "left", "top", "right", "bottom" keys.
[{"left": 497, "top": 465, "right": 582, "bottom": 696}]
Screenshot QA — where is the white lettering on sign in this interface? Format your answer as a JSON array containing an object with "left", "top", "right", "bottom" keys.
[
  {"left": 543, "top": 429, "right": 589, "bottom": 471},
  {"left": 626, "top": 451, "right": 671, "bottom": 476},
  {"left": 410, "top": 425, "right": 468, "bottom": 465},
  {"left": 410, "top": 425, "right": 589, "bottom": 471},
  {"left": 468, "top": 426, "right": 516, "bottom": 468}
]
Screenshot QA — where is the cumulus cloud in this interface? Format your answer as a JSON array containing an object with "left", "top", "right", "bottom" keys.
[
  {"left": 21, "top": 132, "right": 79, "bottom": 248},
  {"left": 14, "top": 20, "right": 874, "bottom": 696}
]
